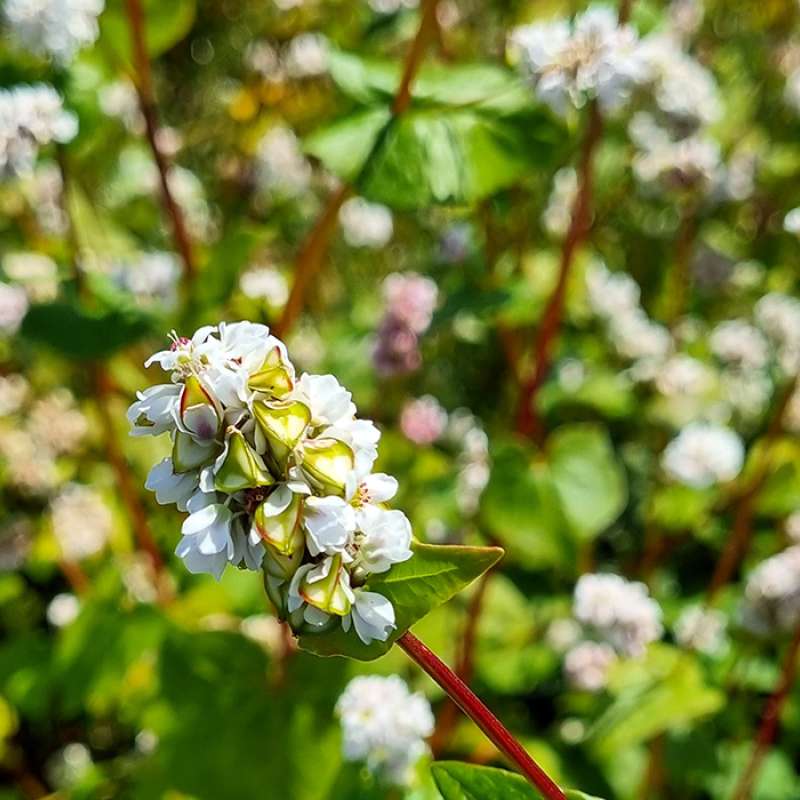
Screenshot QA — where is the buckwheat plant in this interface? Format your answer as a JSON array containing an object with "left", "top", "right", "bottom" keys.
[{"left": 130, "top": 320, "right": 568, "bottom": 800}]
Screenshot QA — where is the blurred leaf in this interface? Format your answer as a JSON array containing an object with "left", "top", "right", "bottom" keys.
[
  {"left": 480, "top": 442, "right": 575, "bottom": 570},
  {"left": 329, "top": 51, "right": 532, "bottom": 115},
  {"left": 431, "top": 762, "right": 539, "bottom": 799},
  {"left": 548, "top": 424, "right": 627, "bottom": 542},
  {"left": 565, "top": 793, "right": 606, "bottom": 800},
  {"left": 589, "top": 645, "right": 724, "bottom": 756},
  {"left": 21, "top": 297, "right": 154, "bottom": 359},
  {"left": 99, "top": 0, "right": 196, "bottom": 66},
  {"left": 0, "top": 694, "right": 19, "bottom": 759},
  {"left": 298, "top": 542, "right": 503, "bottom": 660}
]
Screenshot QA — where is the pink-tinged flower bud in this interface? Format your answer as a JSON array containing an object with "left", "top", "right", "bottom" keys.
[
  {"left": 298, "top": 556, "right": 354, "bottom": 617},
  {"left": 248, "top": 346, "right": 294, "bottom": 398},
  {"left": 179, "top": 375, "right": 220, "bottom": 443},
  {"left": 253, "top": 398, "right": 311, "bottom": 462},
  {"left": 253, "top": 485, "right": 304, "bottom": 555},
  {"left": 300, "top": 437, "right": 355, "bottom": 495}
]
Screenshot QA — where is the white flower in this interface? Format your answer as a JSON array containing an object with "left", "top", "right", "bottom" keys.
[
  {"left": 284, "top": 32, "right": 329, "bottom": 79},
  {"left": 755, "top": 293, "right": 800, "bottom": 374},
  {"left": 344, "top": 589, "right": 397, "bottom": 644},
  {"left": 127, "top": 384, "right": 181, "bottom": 437},
  {"left": 255, "top": 125, "right": 312, "bottom": 197},
  {"left": 239, "top": 265, "right": 289, "bottom": 306},
  {"left": 674, "top": 606, "right": 726, "bottom": 655},
  {"left": 710, "top": 320, "right": 770, "bottom": 371},
  {"left": 0, "top": 373, "right": 28, "bottom": 416},
  {"left": 0, "top": 282, "right": 28, "bottom": 334},
  {"left": 46, "top": 593, "right": 80, "bottom": 627},
  {"left": 51, "top": 484, "right": 112, "bottom": 561},
  {"left": 339, "top": 197, "right": 394, "bottom": 248},
  {"left": 336, "top": 675, "right": 433, "bottom": 784},
  {"left": 585, "top": 262, "right": 641, "bottom": 319},
  {"left": 742, "top": 546, "right": 800, "bottom": 636},
  {"left": 542, "top": 167, "right": 579, "bottom": 238},
  {"left": 661, "top": 422, "right": 744, "bottom": 488},
  {"left": 98, "top": 80, "right": 143, "bottom": 133},
  {"left": 3, "top": 252, "right": 59, "bottom": 302},
  {"left": 609, "top": 310, "right": 671, "bottom": 363},
  {"left": 304, "top": 495, "right": 356, "bottom": 558},
  {"left": 0, "top": 85, "right": 77, "bottom": 178},
  {"left": 3, "top": 0, "right": 104, "bottom": 65},
  {"left": 145, "top": 458, "right": 198, "bottom": 511},
  {"left": 354, "top": 504, "right": 412, "bottom": 575},
  {"left": 295, "top": 372, "right": 355, "bottom": 428},
  {"left": 785, "top": 207, "right": 800, "bottom": 235},
  {"left": 574, "top": 573, "right": 663, "bottom": 657},
  {"left": 109, "top": 252, "right": 181, "bottom": 309},
  {"left": 564, "top": 641, "right": 616, "bottom": 692},
  {"left": 175, "top": 501, "right": 236, "bottom": 580},
  {"left": 510, "top": 5, "right": 646, "bottom": 116},
  {"left": 654, "top": 355, "right": 713, "bottom": 397}
]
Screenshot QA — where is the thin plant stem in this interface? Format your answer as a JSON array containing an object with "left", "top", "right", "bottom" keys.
[
  {"left": 59, "top": 559, "right": 90, "bottom": 595},
  {"left": 275, "top": 0, "right": 440, "bottom": 338},
  {"left": 124, "top": 0, "right": 197, "bottom": 284},
  {"left": 706, "top": 374, "right": 799, "bottom": 604},
  {"left": 731, "top": 621, "right": 800, "bottom": 800},
  {"left": 398, "top": 631, "right": 567, "bottom": 800},
  {"left": 516, "top": 101, "right": 603, "bottom": 441}
]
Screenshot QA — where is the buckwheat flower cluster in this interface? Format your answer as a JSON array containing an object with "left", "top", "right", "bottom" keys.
[
  {"left": 50, "top": 483, "right": 112, "bottom": 561},
  {"left": 400, "top": 395, "right": 448, "bottom": 445},
  {"left": 339, "top": 197, "right": 394, "bottom": 249},
  {"left": 542, "top": 167, "right": 579, "bottom": 238},
  {"left": 674, "top": 606, "right": 727, "bottom": 655},
  {"left": 754, "top": 292, "right": 800, "bottom": 375},
  {"left": 573, "top": 573, "right": 663, "bottom": 658},
  {"left": 336, "top": 675, "right": 434, "bottom": 785},
  {"left": 741, "top": 546, "right": 800, "bottom": 636},
  {"left": 585, "top": 262, "right": 671, "bottom": 372},
  {"left": 255, "top": 125, "right": 312, "bottom": 199},
  {"left": 0, "top": 281, "right": 28, "bottom": 334},
  {"left": 509, "top": 5, "right": 646, "bottom": 116},
  {"left": 710, "top": 320, "right": 770, "bottom": 372},
  {"left": 564, "top": 641, "right": 617, "bottom": 692},
  {"left": 108, "top": 252, "right": 181, "bottom": 310},
  {"left": 0, "top": 85, "right": 77, "bottom": 178},
  {"left": 661, "top": 422, "right": 744, "bottom": 489},
  {"left": 130, "top": 322, "right": 414, "bottom": 645},
  {"left": 3, "top": 0, "right": 104, "bottom": 65},
  {"left": 373, "top": 272, "right": 438, "bottom": 377},
  {"left": 239, "top": 265, "right": 289, "bottom": 308}
]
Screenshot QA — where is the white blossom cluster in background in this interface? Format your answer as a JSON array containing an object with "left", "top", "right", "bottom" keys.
[
  {"left": 674, "top": 605, "right": 727, "bottom": 655},
  {"left": 107, "top": 252, "right": 181, "bottom": 310},
  {"left": 255, "top": 125, "right": 312, "bottom": 199},
  {"left": 239, "top": 263, "right": 289, "bottom": 309},
  {"left": 129, "top": 322, "right": 415, "bottom": 645},
  {"left": 509, "top": 5, "right": 647, "bottom": 116},
  {"left": 20, "top": 163, "right": 68, "bottom": 235},
  {"left": 339, "top": 197, "right": 394, "bottom": 249},
  {"left": 245, "top": 32, "right": 329, "bottom": 82},
  {"left": 542, "top": 167, "right": 578, "bottom": 238},
  {"left": 741, "top": 546, "right": 800, "bottom": 637},
  {"left": 565, "top": 572, "right": 662, "bottom": 691},
  {"left": 373, "top": 271, "right": 438, "bottom": 376},
  {"left": 336, "top": 675, "right": 434, "bottom": 785},
  {"left": 3, "top": 0, "right": 104, "bottom": 65},
  {"left": 0, "top": 85, "right": 77, "bottom": 179},
  {"left": 0, "top": 385, "right": 88, "bottom": 496},
  {"left": 3, "top": 252, "right": 59, "bottom": 302},
  {"left": 661, "top": 422, "right": 744, "bottom": 489},
  {"left": 51, "top": 483, "right": 112, "bottom": 561}
]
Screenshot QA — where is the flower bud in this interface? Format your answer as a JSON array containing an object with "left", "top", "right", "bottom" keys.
[
  {"left": 248, "top": 346, "right": 294, "bottom": 398},
  {"left": 263, "top": 543, "right": 304, "bottom": 584},
  {"left": 253, "top": 485, "right": 304, "bottom": 555},
  {"left": 172, "top": 430, "right": 218, "bottom": 473},
  {"left": 299, "top": 555, "right": 353, "bottom": 617},
  {"left": 214, "top": 429, "right": 274, "bottom": 493},
  {"left": 300, "top": 437, "right": 354, "bottom": 496},
  {"left": 179, "top": 376, "right": 220, "bottom": 442},
  {"left": 253, "top": 399, "right": 311, "bottom": 462}
]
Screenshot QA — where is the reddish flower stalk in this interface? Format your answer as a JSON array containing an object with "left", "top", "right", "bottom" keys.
[
  {"left": 276, "top": 0, "right": 440, "bottom": 338},
  {"left": 731, "top": 621, "right": 800, "bottom": 800},
  {"left": 398, "top": 631, "right": 567, "bottom": 800},
  {"left": 706, "top": 374, "right": 799, "bottom": 604},
  {"left": 124, "top": 0, "right": 197, "bottom": 284},
  {"left": 516, "top": 101, "right": 603, "bottom": 441}
]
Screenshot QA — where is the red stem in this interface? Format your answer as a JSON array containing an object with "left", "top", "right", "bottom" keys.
[
  {"left": 516, "top": 102, "right": 603, "bottom": 441},
  {"left": 731, "top": 621, "right": 800, "bottom": 800},
  {"left": 125, "top": 0, "right": 197, "bottom": 284},
  {"left": 398, "top": 631, "right": 567, "bottom": 800}
]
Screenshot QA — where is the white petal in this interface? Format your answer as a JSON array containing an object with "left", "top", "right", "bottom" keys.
[
  {"left": 363, "top": 473, "right": 397, "bottom": 503},
  {"left": 303, "top": 496, "right": 355, "bottom": 557},
  {"left": 351, "top": 590, "right": 396, "bottom": 644}
]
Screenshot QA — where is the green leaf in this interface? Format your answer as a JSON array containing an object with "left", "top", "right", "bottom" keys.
[
  {"left": 99, "top": 0, "right": 196, "bottom": 65},
  {"left": 20, "top": 298, "right": 154, "bottom": 359},
  {"left": 297, "top": 542, "right": 503, "bottom": 660},
  {"left": 565, "top": 792, "right": 606, "bottom": 800},
  {"left": 307, "top": 109, "right": 537, "bottom": 209},
  {"left": 480, "top": 442, "right": 575, "bottom": 570},
  {"left": 547, "top": 424, "right": 627, "bottom": 542},
  {"left": 431, "top": 762, "right": 540, "bottom": 799},
  {"left": 328, "top": 51, "right": 532, "bottom": 115}
]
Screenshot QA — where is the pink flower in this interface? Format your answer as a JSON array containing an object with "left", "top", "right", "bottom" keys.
[
  {"left": 400, "top": 396, "right": 447, "bottom": 445},
  {"left": 383, "top": 273, "right": 438, "bottom": 334}
]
